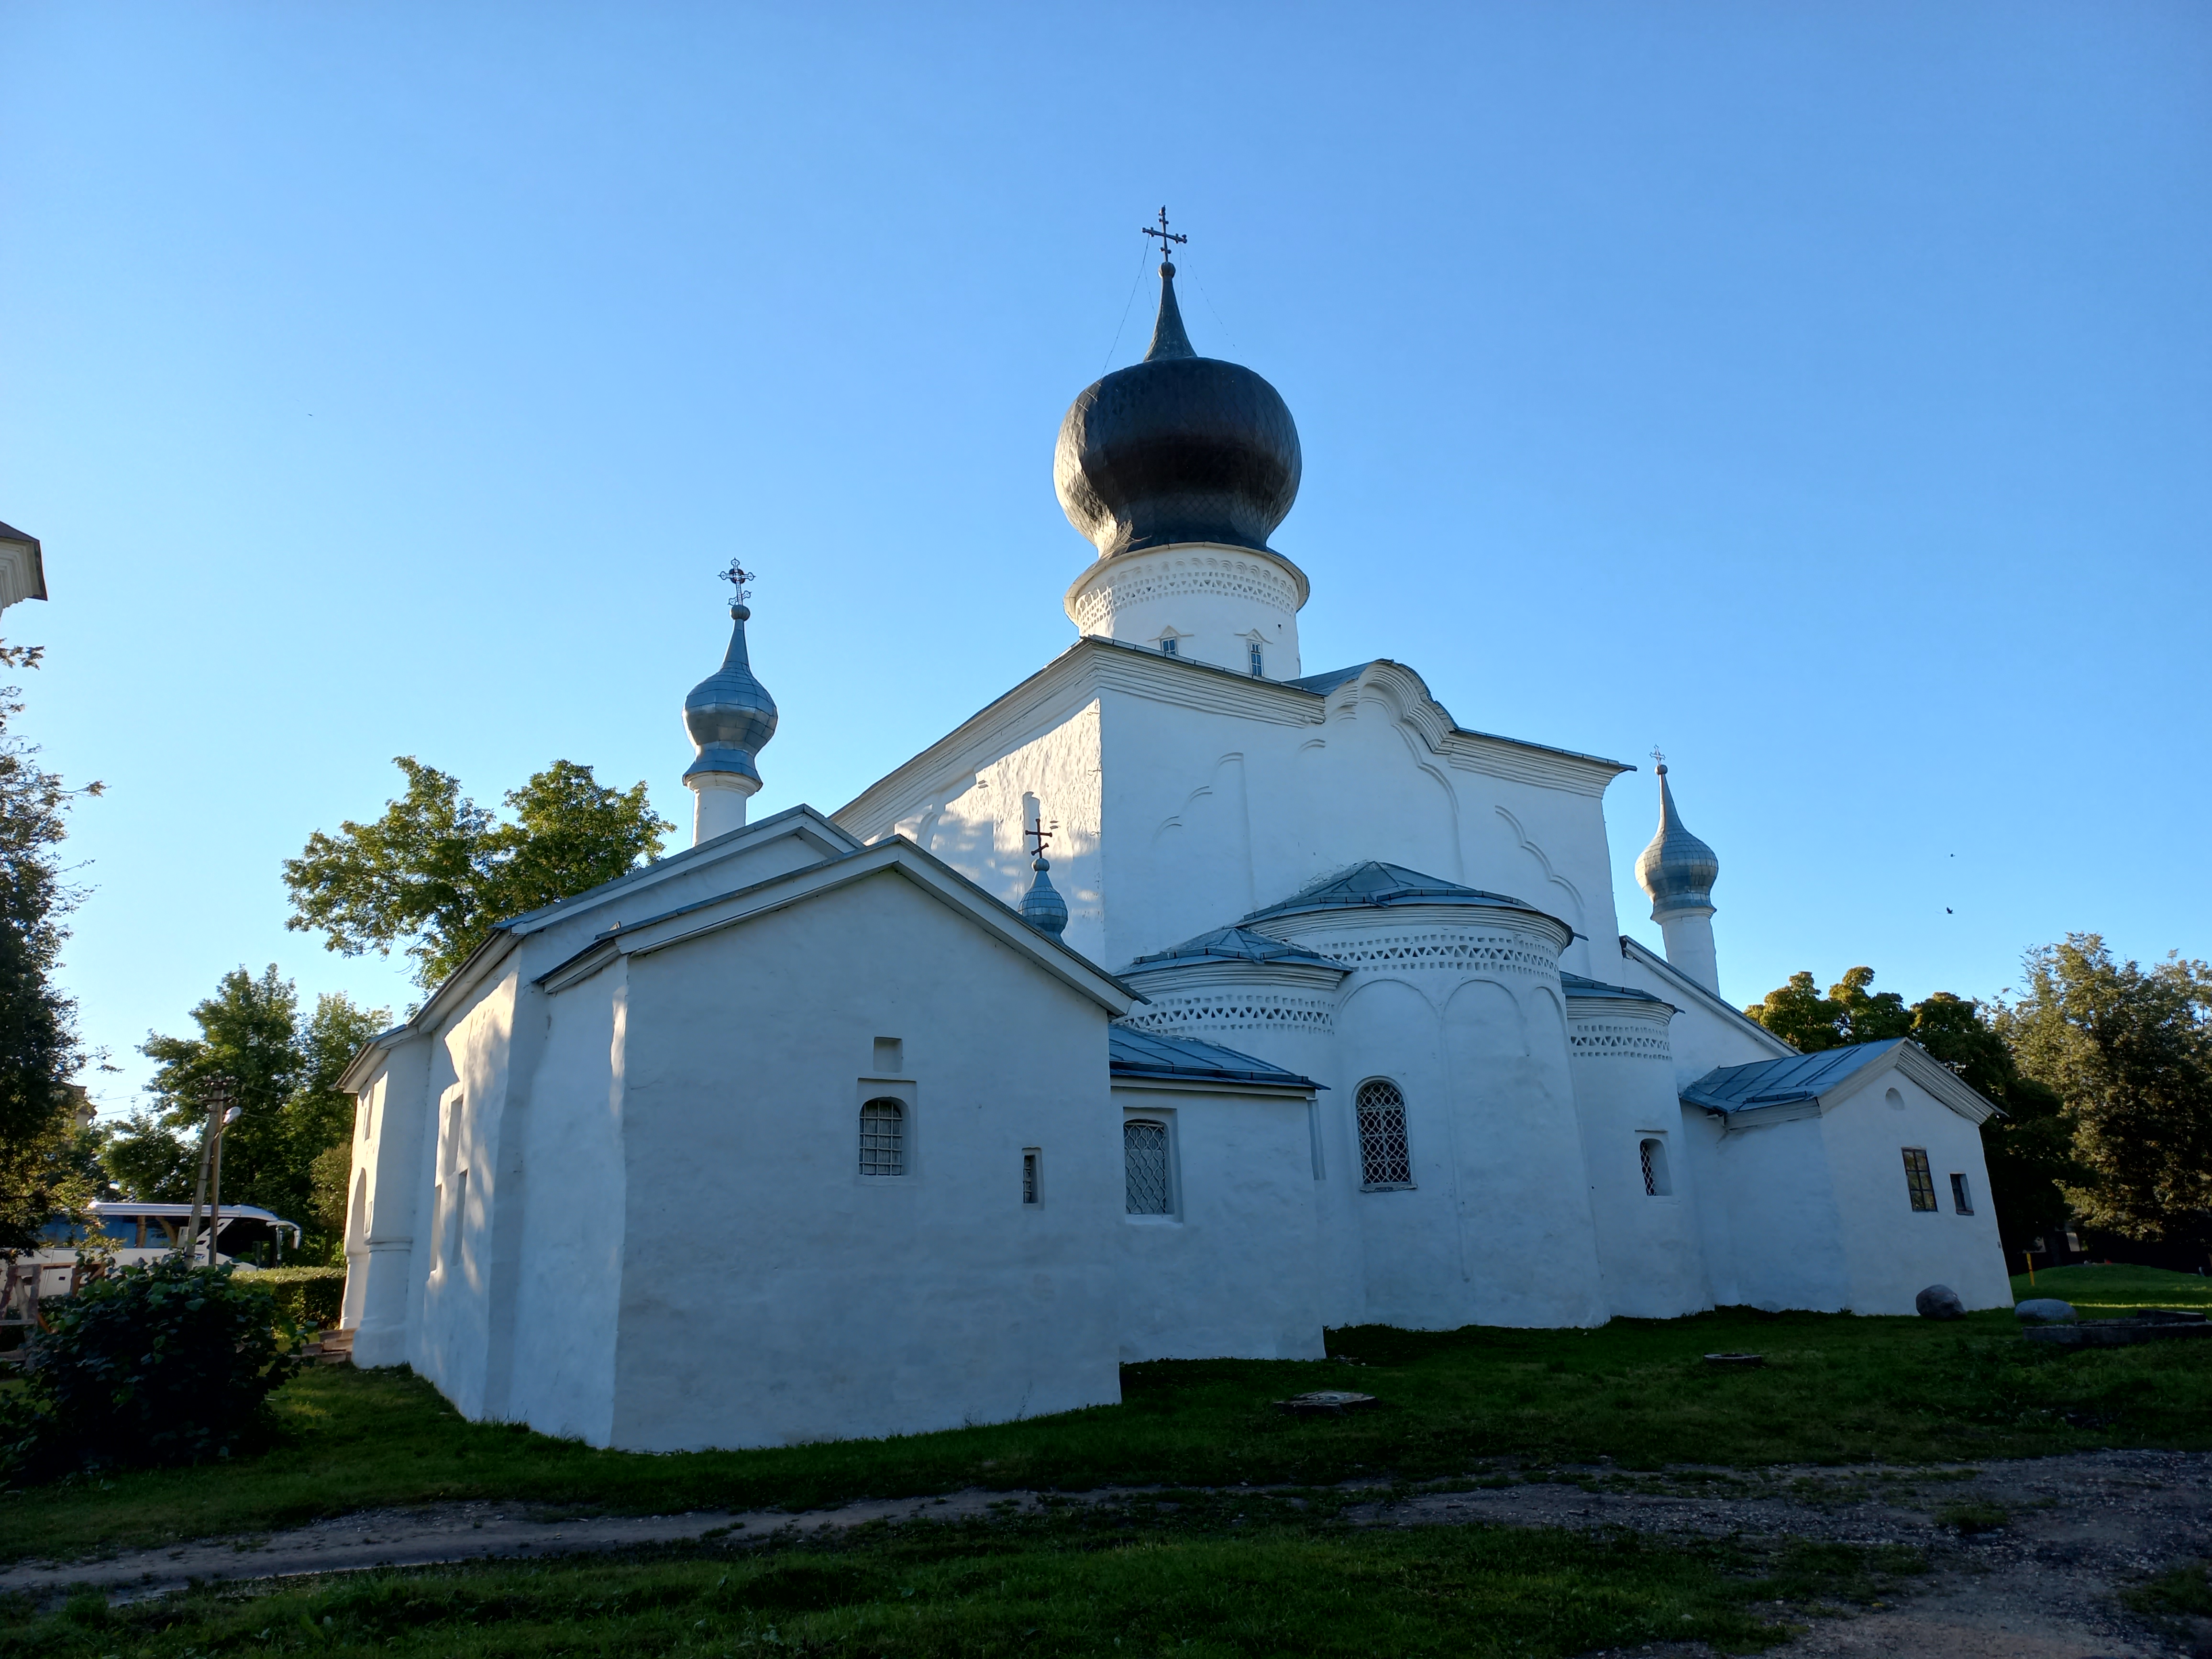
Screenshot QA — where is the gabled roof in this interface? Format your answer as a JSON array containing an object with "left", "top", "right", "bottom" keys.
[
  {"left": 1242, "top": 861, "right": 1571, "bottom": 942},
  {"left": 1559, "top": 972, "right": 1668, "bottom": 1005},
  {"left": 1122, "top": 924, "right": 1349, "bottom": 974},
  {"left": 531, "top": 834, "right": 1139, "bottom": 1016},
  {"left": 1108, "top": 1023, "right": 1319, "bottom": 1091},
  {"left": 1682, "top": 1038, "right": 1998, "bottom": 1126}
]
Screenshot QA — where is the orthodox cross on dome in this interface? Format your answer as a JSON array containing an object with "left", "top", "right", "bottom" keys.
[
  {"left": 1649, "top": 745, "right": 1666, "bottom": 774},
  {"left": 719, "top": 560, "right": 753, "bottom": 606},
  {"left": 1141, "top": 206, "right": 1187, "bottom": 265},
  {"left": 1024, "top": 815, "right": 1057, "bottom": 859}
]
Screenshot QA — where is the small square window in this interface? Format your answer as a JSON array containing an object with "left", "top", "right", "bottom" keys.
[
  {"left": 1902, "top": 1148, "right": 1937, "bottom": 1212},
  {"left": 1160, "top": 636, "right": 1179, "bottom": 656},
  {"left": 1949, "top": 1172, "right": 1972, "bottom": 1215}
]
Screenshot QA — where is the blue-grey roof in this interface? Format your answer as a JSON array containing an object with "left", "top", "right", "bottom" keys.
[
  {"left": 1635, "top": 766, "right": 1719, "bottom": 918},
  {"left": 1559, "top": 972, "right": 1667, "bottom": 1004},
  {"left": 1242, "top": 862, "right": 1565, "bottom": 933},
  {"left": 1123, "top": 925, "right": 1349, "bottom": 973},
  {"left": 1288, "top": 664, "right": 1368, "bottom": 696},
  {"left": 1681, "top": 1040, "right": 1908, "bottom": 1113},
  {"left": 1108, "top": 1024, "right": 1319, "bottom": 1089}
]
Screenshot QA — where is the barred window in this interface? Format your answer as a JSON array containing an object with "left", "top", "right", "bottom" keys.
[
  {"left": 1022, "top": 1150, "right": 1041, "bottom": 1206},
  {"left": 1639, "top": 1137, "right": 1671, "bottom": 1197},
  {"left": 1902, "top": 1147, "right": 1937, "bottom": 1212},
  {"left": 1950, "top": 1172, "right": 1973, "bottom": 1215},
  {"left": 1355, "top": 1080, "right": 1413, "bottom": 1189},
  {"left": 1124, "top": 1119, "right": 1171, "bottom": 1215},
  {"left": 860, "top": 1097, "right": 906, "bottom": 1176}
]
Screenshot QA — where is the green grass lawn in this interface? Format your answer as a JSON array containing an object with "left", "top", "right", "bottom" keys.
[
  {"left": 7, "top": 1291, "right": 2211, "bottom": 1565},
  {"left": 2010, "top": 1261, "right": 2212, "bottom": 1314},
  {"left": 0, "top": 1491, "right": 1930, "bottom": 1658}
]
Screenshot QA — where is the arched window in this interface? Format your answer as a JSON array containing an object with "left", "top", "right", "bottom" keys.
[
  {"left": 860, "top": 1097, "right": 906, "bottom": 1176},
  {"left": 1124, "top": 1119, "right": 1171, "bottom": 1214},
  {"left": 1639, "top": 1137, "right": 1672, "bottom": 1196},
  {"left": 1355, "top": 1080, "right": 1413, "bottom": 1189}
]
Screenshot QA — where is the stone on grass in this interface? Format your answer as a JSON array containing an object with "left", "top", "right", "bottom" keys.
[
  {"left": 1273, "top": 1390, "right": 1378, "bottom": 1417},
  {"left": 1915, "top": 1284, "right": 1966, "bottom": 1319},
  {"left": 2013, "top": 1298, "right": 2077, "bottom": 1325}
]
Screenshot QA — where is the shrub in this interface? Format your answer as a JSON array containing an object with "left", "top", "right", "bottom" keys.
[
  {"left": 251, "top": 1264, "right": 347, "bottom": 1330},
  {"left": 1, "top": 1255, "right": 301, "bottom": 1480}
]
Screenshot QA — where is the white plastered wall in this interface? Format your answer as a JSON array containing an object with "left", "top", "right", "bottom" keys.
[
  {"left": 1822, "top": 1073, "right": 2013, "bottom": 1313},
  {"left": 1563, "top": 993, "right": 1715, "bottom": 1319},
  {"left": 603, "top": 869, "right": 1123, "bottom": 1450},
  {"left": 1113, "top": 1079, "right": 1325, "bottom": 1361}
]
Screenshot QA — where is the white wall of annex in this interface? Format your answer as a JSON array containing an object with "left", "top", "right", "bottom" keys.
[
  {"left": 1821, "top": 1076, "right": 2013, "bottom": 1314},
  {"left": 1113, "top": 1082, "right": 1325, "bottom": 1362},
  {"left": 608, "top": 870, "right": 1123, "bottom": 1451}
]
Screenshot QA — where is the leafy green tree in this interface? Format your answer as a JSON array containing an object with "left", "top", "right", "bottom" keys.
[
  {"left": 0, "top": 645, "right": 101, "bottom": 1252},
  {"left": 1994, "top": 934, "right": 2212, "bottom": 1245},
  {"left": 282, "top": 757, "right": 672, "bottom": 989},
  {"left": 116, "top": 969, "right": 386, "bottom": 1247},
  {"left": 1747, "top": 967, "right": 2077, "bottom": 1255},
  {"left": 1744, "top": 965, "right": 1913, "bottom": 1052}
]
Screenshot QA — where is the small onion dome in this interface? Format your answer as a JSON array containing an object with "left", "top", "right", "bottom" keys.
[
  {"left": 1019, "top": 855, "right": 1069, "bottom": 937},
  {"left": 1635, "top": 764, "right": 1720, "bottom": 917},
  {"left": 1053, "top": 260, "right": 1302, "bottom": 559},
  {"left": 683, "top": 602, "right": 778, "bottom": 786}
]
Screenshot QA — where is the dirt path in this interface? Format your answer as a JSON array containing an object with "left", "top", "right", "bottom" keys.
[{"left": 5, "top": 1449, "right": 2205, "bottom": 1655}]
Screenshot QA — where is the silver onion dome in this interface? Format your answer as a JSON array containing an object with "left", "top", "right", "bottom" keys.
[
  {"left": 1052, "top": 259, "right": 1302, "bottom": 559},
  {"left": 1635, "top": 763, "right": 1719, "bottom": 918},
  {"left": 1019, "top": 855, "right": 1069, "bottom": 938},
  {"left": 683, "top": 599, "right": 777, "bottom": 787}
]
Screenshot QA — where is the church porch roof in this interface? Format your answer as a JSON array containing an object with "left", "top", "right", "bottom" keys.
[
  {"left": 1241, "top": 862, "right": 1571, "bottom": 942},
  {"left": 1108, "top": 1023, "right": 1320, "bottom": 1091},
  {"left": 1559, "top": 972, "right": 1668, "bottom": 1004},
  {"left": 1682, "top": 1039, "right": 1999, "bottom": 1126}
]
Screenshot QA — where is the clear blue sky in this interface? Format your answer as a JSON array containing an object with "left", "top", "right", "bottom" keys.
[{"left": 4, "top": 3, "right": 2206, "bottom": 1117}]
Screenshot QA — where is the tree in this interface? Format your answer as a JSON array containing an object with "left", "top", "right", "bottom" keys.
[
  {"left": 1993, "top": 934, "right": 2212, "bottom": 1246},
  {"left": 1747, "top": 966, "right": 2078, "bottom": 1255},
  {"left": 1744, "top": 965, "right": 1913, "bottom": 1052},
  {"left": 116, "top": 968, "right": 386, "bottom": 1249},
  {"left": 282, "top": 756, "right": 672, "bottom": 989},
  {"left": 0, "top": 645, "right": 101, "bottom": 1252}
]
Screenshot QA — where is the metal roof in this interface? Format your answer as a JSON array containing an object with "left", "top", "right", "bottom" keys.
[
  {"left": 1123, "top": 924, "right": 1348, "bottom": 973},
  {"left": 1559, "top": 972, "right": 1668, "bottom": 1004},
  {"left": 1108, "top": 1023, "right": 1319, "bottom": 1089},
  {"left": 1242, "top": 861, "right": 1564, "bottom": 931},
  {"left": 1681, "top": 1040, "right": 1907, "bottom": 1112}
]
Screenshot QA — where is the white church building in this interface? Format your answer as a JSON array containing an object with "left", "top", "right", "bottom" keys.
[{"left": 338, "top": 254, "right": 2012, "bottom": 1451}]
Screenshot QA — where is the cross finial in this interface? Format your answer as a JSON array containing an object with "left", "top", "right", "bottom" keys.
[
  {"left": 1025, "top": 814, "right": 1057, "bottom": 859},
  {"left": 1141, "top": 205, "right": 1187, "bottom": 266},
  {"left": 1650, "top": 745, "right": 1667, "bottom": 774},
  {"left": 719, "top": 560, "right": 753, "bottom": 606}
]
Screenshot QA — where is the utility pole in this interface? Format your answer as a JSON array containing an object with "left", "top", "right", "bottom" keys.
[{"left": 182, "top": 1076, "right": 235, "bottom": 1264}]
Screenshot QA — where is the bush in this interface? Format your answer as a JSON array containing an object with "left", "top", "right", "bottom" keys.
[
  {"left": 251, "top": 1264, "right": 346, "bottom": 1330},
  {"left": 1, "top": 1256, "right": 301, "bottom": 1481}
]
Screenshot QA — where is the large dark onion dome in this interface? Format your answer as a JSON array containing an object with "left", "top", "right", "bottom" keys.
[
  {"left": 683, "top": 599, "right": 778, "bottom": 787},
  {"left": 1053, "top": 261, "right": 1302, "bottom": 558}
]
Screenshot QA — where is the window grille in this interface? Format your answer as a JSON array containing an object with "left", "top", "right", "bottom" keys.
[
  {"left": 1902, "top": 1148, "right": 1937, "bottom": 1212},
  {"left": 1949, "top": 1172, "right": 1972, "bottom": 1215},
  {"left": 1022, "top": 1150, "right": 1040, "bottom": 1206},
  {"left": 1639, "top": 1137, "right": 1671, "bottom": 1196},
  {"left": 1248, "top": 641, "right": 1264, "bottom": 677},
  {"left": 1124, "top": 1119, "right": 1171, "bottom": 1214},
  {"left": 1160, "top": 636, "right": 1179, "bottom": 656},
  {"left": 1355, "top": 1080, "right": 1413, "bottom": 1188},
  {"left": 860, "top": 1097, "right": 906, "bottom": 1176}
]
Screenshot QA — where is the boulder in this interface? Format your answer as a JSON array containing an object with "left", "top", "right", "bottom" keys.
[
  {"left": 1915, "top": 1284, "right": 1966, "bottom": 1319},
  {"left": 2013, "top": 1298, "right": 2078, "bottom": 1325}
]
